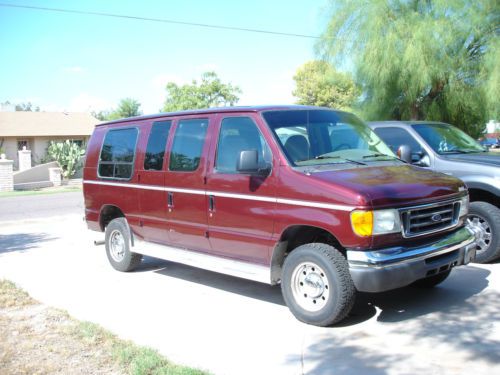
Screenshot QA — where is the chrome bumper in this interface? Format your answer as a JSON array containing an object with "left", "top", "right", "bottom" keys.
[{"left": 347, "top": 226, "right": 476, "bottom": 292}]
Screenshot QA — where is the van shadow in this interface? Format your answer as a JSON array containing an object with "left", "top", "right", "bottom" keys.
[
  {"left": 0, "top": 233, "right": 57, "bottom": 254},
  {"left": 137, "top": 257, "right": 492, "bottom": 328},
  {"left": 339, "top": 265, "right": 491, "bottom": 326},
  {"left": 138, "top": 256, "right": 285, "bottom": 305}
]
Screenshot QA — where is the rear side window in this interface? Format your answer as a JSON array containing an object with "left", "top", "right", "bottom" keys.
[
  {"left": 98, "top": 128, "right": 138, "bottom": 179},
  {"left": 169, "top": 119, "right": 208, "bottom": 172},
  {"left": 144, "top": 121, "right": 172, "bottom": 171}
]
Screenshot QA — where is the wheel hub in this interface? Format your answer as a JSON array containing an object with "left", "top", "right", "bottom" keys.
[
  {"left": 109, "top": 230, "right": 125, "bottom": 262},
  {"left": 291, "top": 262, "right": 330, "bottom": 312},
  {"left": 467, "top": 215, "right": 492, "bottom": 254}
]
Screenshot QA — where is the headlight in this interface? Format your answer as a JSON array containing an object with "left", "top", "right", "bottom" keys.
[
  {"left": 351, "top": 209, "right": 401, "bottom": 237},
  {"left": 459, "top": 195, "right": 469, "bottom": 217}
]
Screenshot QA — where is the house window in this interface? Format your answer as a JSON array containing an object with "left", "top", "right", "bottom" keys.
[{"left": 17, "top": 139, "right": 29, "bottom": 150}]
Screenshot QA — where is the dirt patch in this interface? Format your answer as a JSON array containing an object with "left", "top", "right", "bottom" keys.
[
  {"left": 0, "top": 280, "right": 209, "bottom": 375},
  {"left": 0, "top": 281, "right": 123, "bottom": 374}
]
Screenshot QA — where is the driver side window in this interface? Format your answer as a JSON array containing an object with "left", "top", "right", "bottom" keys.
[
  {"left": 373, "top": 127, "right": 425, "bottom": 163},
  {"left": 215, "top": 117, "right": 271, "bottom": 173}
]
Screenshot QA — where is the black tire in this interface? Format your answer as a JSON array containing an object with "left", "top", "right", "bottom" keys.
[
  {"left": 468, "top": 201, "right": 500, "bottom": 263},
  {"left": 105, "top": 217, "right": 142, "bottom": 272},
  {"left": 281, "top": 243, "right": 356, "bottom": 327},
  {"left": 412, "top": 270, "right": 451, "bottom": 288}
]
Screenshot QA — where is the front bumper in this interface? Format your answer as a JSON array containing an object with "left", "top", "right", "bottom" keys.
[{"left": 347, "top": 226, "right": 476, "bottom": 293}]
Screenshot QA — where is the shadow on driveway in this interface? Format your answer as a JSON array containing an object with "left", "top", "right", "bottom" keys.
[
  {"left": 0, "top": 233, "right": 57, "bottom": 254},
  {"left": 135, "top": 257, "right": 493, "bottom": 329},
  {"left": 133, "top": 256, "right": 285, "bottom": 305},
  {"left": 287, "top": 266, "right": 499, "bottom": 374}
]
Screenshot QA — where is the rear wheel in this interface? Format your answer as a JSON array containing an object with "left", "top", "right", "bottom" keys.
[
  {"left": 281, "top": 243, "right": 355, "bottom": 327},
  {"left": 412, "top": 270, "right": 451, "bottom": 288},
  {"left": 467, "top": 201, "right": 500, "bottom": 263},
  {"left": 105, "top": 217, "right": 142, "bottom": 272}
]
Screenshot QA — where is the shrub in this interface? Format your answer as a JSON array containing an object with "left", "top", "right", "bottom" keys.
[{"left": 47, "top": 140, "right": 85, "bottom": 179}]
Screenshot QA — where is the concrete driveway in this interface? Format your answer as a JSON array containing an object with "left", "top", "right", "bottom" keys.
[{"left": 0, "top": 210, "right": 499, "bottom": 374}]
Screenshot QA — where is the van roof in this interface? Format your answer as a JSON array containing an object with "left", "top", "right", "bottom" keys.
[{"left": 96, "top": 105, "right": 341, "bottom": 126}]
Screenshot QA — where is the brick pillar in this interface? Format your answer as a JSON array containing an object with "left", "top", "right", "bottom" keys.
[
  {"left": 0, "top": 156, "right": 14, "bottom": 192},
  {"left": 18, "top": 146, "right": 32, "bottom": 171}
]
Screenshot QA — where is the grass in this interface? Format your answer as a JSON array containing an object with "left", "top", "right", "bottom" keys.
[
  {"left": 0, "top": 185, "right": 82, "bottom": 198},
  {"left": 0, "top": 280, "right": 210, "bottom": 375}
]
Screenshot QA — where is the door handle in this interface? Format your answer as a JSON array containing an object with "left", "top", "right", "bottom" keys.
[
  {"left": 208, "top": 195, "right": 215, "bottom": 212},
  {"left": 167, "top": 192, "right": 174, "bottom": 208}
]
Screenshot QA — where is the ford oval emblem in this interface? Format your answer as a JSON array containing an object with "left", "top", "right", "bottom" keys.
[{"left": 431, "top": 214, "right": 442, "bottom": 222}]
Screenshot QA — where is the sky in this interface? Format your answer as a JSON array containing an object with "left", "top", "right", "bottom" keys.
[{"left": 0, "top": 0, "right": 329, "bottom": 115}]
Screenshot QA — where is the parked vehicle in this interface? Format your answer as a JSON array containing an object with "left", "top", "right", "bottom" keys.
[
  {"left": 479, "top": 137, "right": 500, "bottom": 149},
  {"left": 83, "top": 106, "right": 476, "bottom": 326},
  {"left": 369, "top": 121, "right": 500, "bottom": 263}
]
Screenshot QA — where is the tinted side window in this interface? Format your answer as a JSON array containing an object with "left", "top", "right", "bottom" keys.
[
  {"left": 169, "top": 119, "right": 208, "bottom": 172},
  {"left": 144, "top": 121, "right": 172, "bottom": 171},
  {"left": 99, "top": 128, "right": 138, "bottom": 179},
  {"left": 373, "top": 127, "right": 421, "bottom": 153},
  {"left": 216, "top": 117, "right": 271, "bottom": 173}
]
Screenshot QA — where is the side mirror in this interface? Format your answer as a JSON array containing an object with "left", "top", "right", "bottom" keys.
[
  {"left": 237, "top": 150, "right": 259, "bottom": 173},
  {"left": 397, "top": 145, "right": 412, "bottom": 163},
  {"left": 236, "top": 150, "right": 271, "bottom": 175}
]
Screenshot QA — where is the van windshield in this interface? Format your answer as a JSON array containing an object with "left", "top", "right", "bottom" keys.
[{"left": 263, "top": 109, "right": 396, "bottom": 166}]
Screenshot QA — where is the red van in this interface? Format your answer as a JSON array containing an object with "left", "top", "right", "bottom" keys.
[{"left": 83, "top": 106, "right": 477, "bottom": 326}]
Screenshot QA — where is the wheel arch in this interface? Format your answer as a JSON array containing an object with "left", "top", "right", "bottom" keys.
[
  {"left": 468, "top": 187, "right": 500, "bottom": 209},
  {"left": 270, "top": 225, "right": 344, "bottom": 285},
  {"left": 99, "top": 204, "right": 126, "bottom": 231}
]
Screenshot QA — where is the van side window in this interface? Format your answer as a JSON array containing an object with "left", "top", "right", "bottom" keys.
[
  {"left": 373, "top": 127, "right": 422, "bottom": 154},
  {"left": 216, "top": 117, "right": 271, "bottom": 173},
  {"left": 169, "top": 119, "right": 208, "bottom": 172},
  {"left": 98, "top": 128, "right": 138, "bottom": 179},
  {"left": 144, "top": 121, "right": 172, "bottom": 171}
]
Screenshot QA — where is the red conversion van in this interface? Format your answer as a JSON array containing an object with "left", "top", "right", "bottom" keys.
[{"left": 83, "top": 106, "right": 477, "bottom": 326}]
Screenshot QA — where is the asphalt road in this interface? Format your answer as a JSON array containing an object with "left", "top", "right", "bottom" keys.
[
  {"left": 0, "top": 191, "right": 84, "bottom": 222},
  {"left": 0, "top": 194, "right": 499, "bottom": 374}
]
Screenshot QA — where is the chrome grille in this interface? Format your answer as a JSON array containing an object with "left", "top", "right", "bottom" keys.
[{"left": 401, "top": 201, "right": 461, "bottom": 237}]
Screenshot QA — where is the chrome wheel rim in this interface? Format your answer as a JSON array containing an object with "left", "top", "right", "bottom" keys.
[
  {"left": 291, "top": 262, "right": 330, "bottom": 312},
  {"left": 109, "top": 230, "right": 125, "bottom": 262},
  {"left": 467, "top": 214, "right": 492, "bottom": 254}
]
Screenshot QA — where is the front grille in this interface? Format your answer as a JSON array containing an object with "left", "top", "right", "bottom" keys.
[{"left": 401, "top": 200, "right": 461, "bottom": 237}]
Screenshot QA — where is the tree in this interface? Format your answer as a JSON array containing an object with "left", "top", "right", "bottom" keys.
[
  {"left": 318, "top": 0, "right": 499, "bottom": 137},
  {"left": 293, "top": 61, "right": 360, "bottom": 111},
  {"left": 162, "top": 72, "right": 241, "bottom": 112},
  {"left": 92, "top": 98, "right": 142, "bottom": 121},
  {"left": 1, "top": 101, "right": 40, "bottom": 111},
  {"left": 108, "top": 98, "right": 142, "bottom": 120},
  {"left": 15, "top": 102, "right": 40, "bottom": 112}
]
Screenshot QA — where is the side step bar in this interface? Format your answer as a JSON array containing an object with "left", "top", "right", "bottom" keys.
[{"left": 131, "top": 237, "right": 271, "bottom": 285}]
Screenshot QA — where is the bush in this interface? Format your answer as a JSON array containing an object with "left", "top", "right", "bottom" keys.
[{"left": 46, "top": 140, "right": 85, "bottom": 179}]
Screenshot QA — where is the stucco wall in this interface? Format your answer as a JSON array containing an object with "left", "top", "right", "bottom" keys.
[{"left": 13, "top": 161, "right": 60, "bottom": 185}]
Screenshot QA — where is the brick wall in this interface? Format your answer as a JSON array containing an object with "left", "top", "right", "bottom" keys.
[{"left": 0, "top": 157, "right": 14, "bottom": 192}]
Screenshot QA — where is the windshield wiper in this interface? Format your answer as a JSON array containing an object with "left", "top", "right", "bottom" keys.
[
  {"left": 362, "top": 153, "right": 399, "bottom": 160},
  {"left": 314, "top": 155, "right": 366, "bottom": 165},
  {"left": 296, "top": 155, "right": 366, "bottom": 165}
]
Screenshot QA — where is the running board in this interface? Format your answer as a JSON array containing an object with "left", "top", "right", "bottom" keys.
[{"left": 132, "top": 237, "right": 271, "bottom": 284}]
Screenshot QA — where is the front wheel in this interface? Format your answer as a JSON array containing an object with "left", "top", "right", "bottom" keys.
[
  {"left": 105, "top": 217, "right": 142, "bottom": 272},
  {"left": 281, "top": 243, "right": 356, "bottom": 327},
  {"left": 467, "top": 201, "right": 500, "bottom": 263}
]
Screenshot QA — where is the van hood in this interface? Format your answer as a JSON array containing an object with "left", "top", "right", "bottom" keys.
[{"left": 310, "top": 164, "right": 464, "bottom": 208}]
